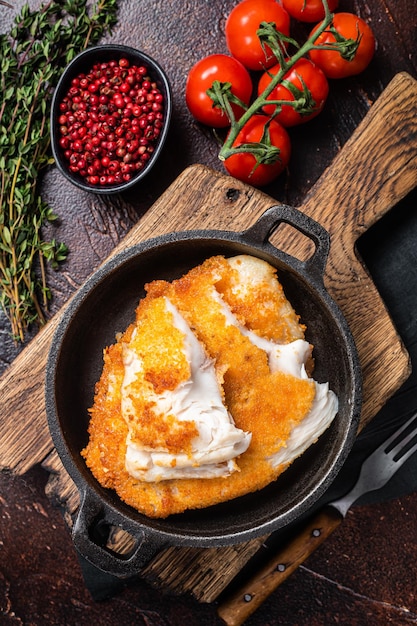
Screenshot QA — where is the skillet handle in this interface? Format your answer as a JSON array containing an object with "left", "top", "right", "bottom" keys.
[
  {"left": 72, "top": 488, "right": 166, "bottom": 578},
  {"left": 242, "top": 204, "right": 331, "bottom": 283}
]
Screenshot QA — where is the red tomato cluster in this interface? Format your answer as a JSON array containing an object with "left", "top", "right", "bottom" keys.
[{"left": 185, "top": 0, "right": 376, "bottom": 187}]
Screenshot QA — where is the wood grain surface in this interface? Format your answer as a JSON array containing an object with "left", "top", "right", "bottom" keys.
[{"left": 0, "top": 72, "right": 416, "bottom": 606}]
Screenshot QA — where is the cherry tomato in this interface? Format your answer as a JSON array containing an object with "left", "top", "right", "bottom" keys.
[
  {"left": 309, "top": 13, "right": 376, "bottom": 78},
  {"left": 223, "top": 115, "right": 291, "bottom": 186},
  {"left": 258, "top": 58, "right": 329, "bottom": 126},
  {"left": 282, "top": 0, "right": 338, "bottom": 23},
  {"left": 185, "top": 54, "right": 253, "bottom": 128},
  {"left": 225, "top": 0, "right": 291, "bottom": 71}
]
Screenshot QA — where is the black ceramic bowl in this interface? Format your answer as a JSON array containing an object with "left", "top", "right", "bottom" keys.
[
  {"left": 46, "top": 205, "right": 362, "bottom": 577},
  {"left": 50, "top": 44, "right": 172, "bottom": 194}
]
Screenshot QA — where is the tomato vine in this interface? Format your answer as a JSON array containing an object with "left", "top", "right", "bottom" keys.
[
  {"left": 186, "top": 0, "right": 375, "bottom": 185},
  {"left": 217, "top": 0, "right": 361, "bottom": 164}
]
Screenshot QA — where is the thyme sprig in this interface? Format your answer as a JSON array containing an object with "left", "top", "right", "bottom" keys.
[
  {"left": 216, "top": 0, "right": 360, "bottom": 164},
  {"left": 0, "top": 0, "right": 118, "bottom": 342}
]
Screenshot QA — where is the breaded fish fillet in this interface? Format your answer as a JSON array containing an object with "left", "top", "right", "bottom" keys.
[{"left": 82, "top": 255, "right": 338, "bottom": 518}]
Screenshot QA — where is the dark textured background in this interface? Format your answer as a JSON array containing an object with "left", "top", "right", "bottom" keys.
[{"left": 1, "top": 1, "right": 417, "bottom": 624}]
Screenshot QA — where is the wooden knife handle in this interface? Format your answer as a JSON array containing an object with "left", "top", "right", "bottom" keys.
[{"left": 217, "top": 507, "right": 342, "bottom": 626}]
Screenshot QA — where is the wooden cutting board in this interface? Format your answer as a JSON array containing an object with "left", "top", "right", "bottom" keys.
[{"left": 1, "top": 72, "right": 416, "bottom": 614}]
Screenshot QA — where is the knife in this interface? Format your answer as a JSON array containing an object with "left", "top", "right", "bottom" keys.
[{"left": 217, "top": 411, "right": 417, "bottom": 626}]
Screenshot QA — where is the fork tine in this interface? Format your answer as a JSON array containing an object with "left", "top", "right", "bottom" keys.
[
  {"left": 390, "top": 420, "right": 417, "bottom": 459},
  {"left": 384, "top": 411, "right": 417, "bottom": 454},
  {"left": 393, "top": 439, "right": 417, "bottom": 465}
]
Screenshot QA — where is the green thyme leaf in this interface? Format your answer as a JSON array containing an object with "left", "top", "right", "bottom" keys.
[{"left": 0, "top": 0, "right": 119, "bottom": 342}]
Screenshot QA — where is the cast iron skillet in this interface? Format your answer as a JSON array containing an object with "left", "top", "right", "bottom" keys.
[{"left": 45, "top": 204, "right": 362, "bottom": 577}]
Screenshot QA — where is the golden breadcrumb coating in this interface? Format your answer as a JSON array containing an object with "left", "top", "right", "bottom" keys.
[
  {"left": 82, "top": 255, "right": 316, "bottom": 518},
  {"left": 216, "top": 254, "right": 305, "bottom": 344},
  {"left": 123, "top": 296, "right": 198, "bottom": 454}
]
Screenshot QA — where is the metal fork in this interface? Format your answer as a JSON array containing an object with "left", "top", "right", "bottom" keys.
[
  {"left": 331, "top": 410, "right": 417, "bottom": 516},
  {"left": 218, "top": 411, "right": 417, "bottom": 626}
]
